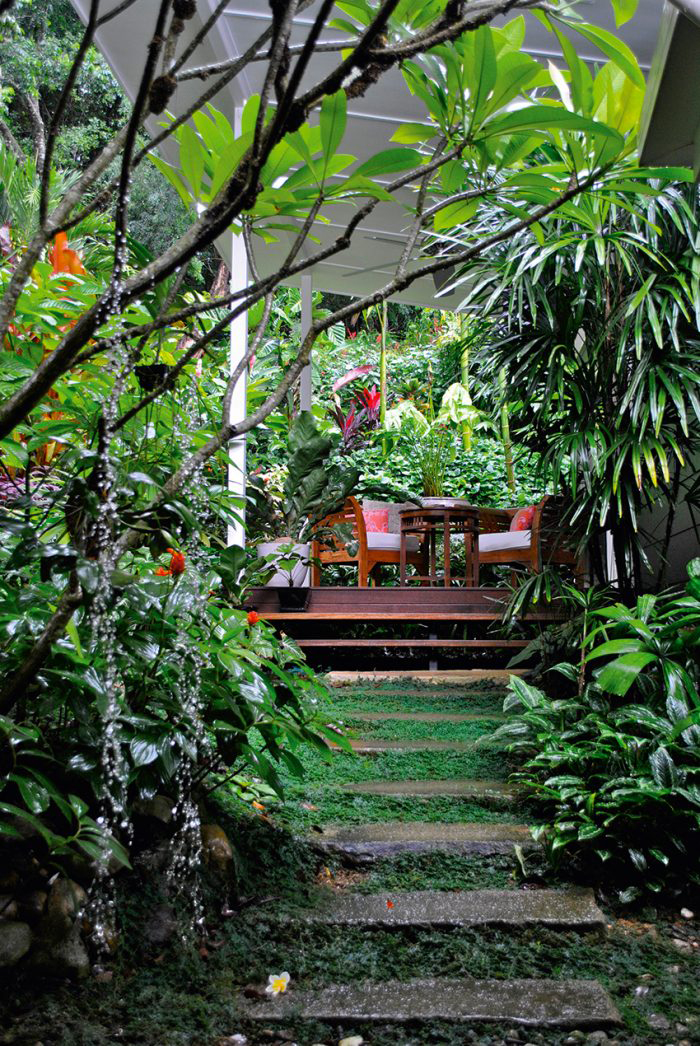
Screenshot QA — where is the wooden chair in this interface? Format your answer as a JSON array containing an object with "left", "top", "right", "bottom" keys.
[
  {"left": 310, "top": 496, "right": 426, "bottom": 587},
  {"left": 478, "top": 495, "right": 585, "bottom": 581}
]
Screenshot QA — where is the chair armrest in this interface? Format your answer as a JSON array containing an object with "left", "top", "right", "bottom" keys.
[{"left": 312, "top": 496, "right": 366, "bottom": 553}]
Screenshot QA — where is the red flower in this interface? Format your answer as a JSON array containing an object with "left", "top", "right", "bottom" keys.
[
  {"left": 155, "top": 548, "right": 186, "bottom": 577},
  {"left": 247, "top": 610, "right": 260, "bottom": 625},
  {"left": 386, "top": 899, "right": 394, "bottom": 909},
  {"left": 49, "top": 231, "right": 87, "bottom": 276}
]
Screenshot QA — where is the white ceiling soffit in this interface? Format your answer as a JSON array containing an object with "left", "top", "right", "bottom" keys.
[
  {"left": 639, "top": 1, "right": 700, "bottom": 176},
  {"left": 72, "top": 0, "right": 662, "bottom": 308}
]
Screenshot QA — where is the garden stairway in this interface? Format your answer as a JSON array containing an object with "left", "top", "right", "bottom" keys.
[{"left": 246, "top": 673, "right": 622, "bottom": 1035}]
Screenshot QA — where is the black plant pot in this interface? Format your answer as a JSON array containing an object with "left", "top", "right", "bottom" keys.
[
  {"left": 277, "top": 587, "right": 309, "bottom": 612},
  {"left": 135, "top": 364, "right": 171, "bottom": 391}
]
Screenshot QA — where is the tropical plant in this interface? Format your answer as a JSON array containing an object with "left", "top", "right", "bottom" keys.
[
  {"left": 464, "top": 168, "right": 700, "bottom": 594},
  {"left": 491, "top": 561, "right": 700, "bottom": 899}
]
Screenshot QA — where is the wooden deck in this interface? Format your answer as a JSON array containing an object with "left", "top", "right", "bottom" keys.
[{"left": 247, "top": 587, "right": 559, "bottom": 665}]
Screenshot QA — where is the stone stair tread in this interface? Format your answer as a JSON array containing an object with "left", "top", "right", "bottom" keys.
[
  {"left": 245, "top": 977, "right": 621, "bottom": 1027},
  {"left": 292, "top": 887, "right": 605, "bottom": 930},
  {"left": 341, "top": 778, "right": 516, "bottom": 799},
  {"left": 345, "top": 739, "right": 476, "bottom": 753},
  {"left": 315, "top": 820, "right": 535, "bottom": 857},
  {"left": 346, "top": 711, "right": 505, "bottom": 722}
]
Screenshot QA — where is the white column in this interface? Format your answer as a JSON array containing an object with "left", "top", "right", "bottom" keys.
[
  {"left": 228, "top": 106, "right": 248, "bottom": 547},
  {"left": 299, "top": 273, "right": 313, "bottom": 412}
]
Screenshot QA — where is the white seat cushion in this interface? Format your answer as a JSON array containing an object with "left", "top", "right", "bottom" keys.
[
  {"left": 366, "top": 532, "right": 420, "bottom": 553},
  {"left": 479, "top": 529, "right": 532, "bottom": 553}
]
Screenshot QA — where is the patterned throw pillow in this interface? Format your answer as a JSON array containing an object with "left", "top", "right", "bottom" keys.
[
  {"left": 510, "top": 505, "right": 536, "bottom": 532},
  {"left": 363, "top": 509, "right": 389, "bottom": 533}
]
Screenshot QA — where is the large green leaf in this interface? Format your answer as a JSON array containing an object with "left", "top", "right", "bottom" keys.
[{"left": 596, "top": 652, "right": 657, "bottom": 695}]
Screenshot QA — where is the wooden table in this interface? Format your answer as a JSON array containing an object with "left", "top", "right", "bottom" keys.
[{"left": 399, "top": 505, "right": 480, "bottom": 587}]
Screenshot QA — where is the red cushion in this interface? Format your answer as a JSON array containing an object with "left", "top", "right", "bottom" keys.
[
  {"left": 363, "top": 509, "right": 389, "bottom": 533},
  {"left": 510, "top": 505, "right": 536, "bottom": 532}
]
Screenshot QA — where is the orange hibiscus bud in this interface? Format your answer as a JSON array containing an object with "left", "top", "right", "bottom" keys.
[
  {"left": 49, "top": 232, "right": 87, "bottom": 277},
  {"left": 155, "top": 548, "right": 186, "bottom": 577},
  {"left": 252, "top": 801, "right": 265, "bottom": 812},
  {"left": 247, "top": 610, "right": 260, "bottom": 625},
  {"left": 167, "top": 548, "right": 185, "bottom": 575}
]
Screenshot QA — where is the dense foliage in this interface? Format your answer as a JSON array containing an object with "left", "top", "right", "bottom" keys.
[{"left": 492, "top": 563, "right": 700, "bottom": 899}]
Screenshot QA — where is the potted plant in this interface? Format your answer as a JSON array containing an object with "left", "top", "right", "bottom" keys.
[
  {"left": 387, "top": 382, "right": 480, "bottom": 507},
  {"left": 253, "top": 413, "right": 361, "bottom": 610}
]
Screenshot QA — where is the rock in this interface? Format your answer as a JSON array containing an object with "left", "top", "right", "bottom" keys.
[
  {"left": 339, "top": 1038, "right": 364, "bottom": 1046},
  {"left": 143, "top": 904, "right": 178, "bottom": 948},
  {"left": 564, "top": 1034, "right": 587, "bottom": 1044},
  {"left": 133, "top": 795, "right": 174, "bottom": 824},
  {"left": 646, "top": 1014, "right": 671, "bottom": 1031},
  {"left": 671, "top": 937, "right": 693, "bottom": 954},
  {"left": 201, "top": 824, "right": 233, "bottom": 872},
  {"left": 680, "top": 907, "right": 694, "bottom": 920},
  {"left": 0, "top": 895, "right": 19, "bottom": 920},
  {"left": 45, "top": 878, "right": 86, "bottom": 938},
  {"left": 216, "top": 1037, "right": 248, "bottom": 1046},
  {"left": 19, "top": 890, "right": 47, "bottom": 925},
  {"left": 29, "top": 922, "right": 89, "bottom": 979},
  {"left": 585, "top": 1033, "right": 609, "bottom": 1044},
  {"left": 0, "top": 871, "right": 19, "bottom": 892},
  {"left": 0, "top": 921, "right": 32, "bottom": 967}
]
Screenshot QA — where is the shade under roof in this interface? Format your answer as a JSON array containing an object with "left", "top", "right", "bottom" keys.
[{"left": 73, "top": 0, "right": 664, "bottom": 307}]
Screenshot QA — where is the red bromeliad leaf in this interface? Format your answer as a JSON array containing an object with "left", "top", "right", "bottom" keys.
[{"left": 332, "top": 365, "right": 372, "bottom": 393}]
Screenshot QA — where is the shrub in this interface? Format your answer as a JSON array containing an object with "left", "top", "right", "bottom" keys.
[{"left": 492, "top": 562, "right": 700, "bottom": 901}]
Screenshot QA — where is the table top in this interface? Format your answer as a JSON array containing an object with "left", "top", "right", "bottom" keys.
[{"left": 399, "top": 504, "right": 479, "bottom": 519}]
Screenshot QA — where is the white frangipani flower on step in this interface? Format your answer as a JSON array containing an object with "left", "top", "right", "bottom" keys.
[{"left": 265, "top": 971, "right": 290, "bottom": 995}]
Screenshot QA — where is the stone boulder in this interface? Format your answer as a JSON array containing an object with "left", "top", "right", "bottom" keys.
[
  {"left": 0, "top": 921, "right": 32, "bottom": 967},
  {"left": 201, "top": 824, "right": 233, "bottom": 873}
]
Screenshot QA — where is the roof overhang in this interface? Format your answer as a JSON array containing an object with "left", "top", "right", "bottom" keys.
[
  {"left": 639, "top": 1, "right": 700, "bottom": 175},
  {"left": 73, "top": 1, "right": 664, "bottom": 306}
]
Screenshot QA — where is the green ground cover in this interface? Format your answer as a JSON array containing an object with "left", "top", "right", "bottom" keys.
[
  {"left": 339, "top": 715, "right": 504, "bottom": 742},
  {"left": 3, "top": 679, "right": 699, "bottom": 1046}
]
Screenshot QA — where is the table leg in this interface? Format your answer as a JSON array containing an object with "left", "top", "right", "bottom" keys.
[
  {"left": 400, "top": 527, "right": 406, "bottom": 586},
  {"left": 444, "top": 515, "right": 451, "bottom": 587},
  {"left": 429, "top": 527, "right": 436, "bottom": 585}
]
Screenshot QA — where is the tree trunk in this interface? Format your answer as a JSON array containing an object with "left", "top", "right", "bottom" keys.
[
  {"left": 379, "top": 299, "right": 387, "bottom": 427},
  {"left": 498, "top": 368, "right": 516, "bottom": 497}
]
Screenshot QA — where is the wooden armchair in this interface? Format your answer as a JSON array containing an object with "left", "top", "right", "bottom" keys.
[
  {"left": 310, "top": 496, "right": 426, "bottom": 587},
  {"left": 478, "top": 495, "right": 585, "bottom": 580}
]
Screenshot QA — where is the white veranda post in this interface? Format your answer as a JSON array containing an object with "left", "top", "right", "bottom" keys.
[
  {"left": 300, "top": 273, "right": 313, "bottom": 412},
  {"left": 227, "top": 226, "right": 249, "bottom": 547},
  {"left": 227, "top": 113, "right": 248, "bottom": 547}
]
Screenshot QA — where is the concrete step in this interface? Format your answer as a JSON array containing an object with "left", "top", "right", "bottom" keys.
[
  {"left": 292, "top": 887, "right": 605, "bottom": 932},
  {"left": 245, "top": 976, "right": 621, "bottom": 1028},
  {"left": 314, "top": 821, "right": 535, "bottom": 859},
  {"left": 341, "top": 778, "right": 517, "bottom": 802},
  {"left": 342, "top": 739, "right": 476, "bottom": 753},
  {"left": 345, "top": 711, "right": 505, "bottom": 722},
  {"left": 326, "top": 669, "right": 524, "bottom": 685}
]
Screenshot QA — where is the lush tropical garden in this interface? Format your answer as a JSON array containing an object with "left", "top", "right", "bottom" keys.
[{"left": 0, "top": 0, "right": 699, "bottom": 1042}]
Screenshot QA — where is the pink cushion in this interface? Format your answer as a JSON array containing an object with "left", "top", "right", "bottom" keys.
[
  {"left": 511, "top": 505, "right": 536, "bottom": 532},
  {"left": 363, "top": 509, "right": 389, "bottom": 533}
]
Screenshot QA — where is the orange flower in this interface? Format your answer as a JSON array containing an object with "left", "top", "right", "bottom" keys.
[
  {"left": 252, "top": 801, "right": 266, "bottom": 812},
  {"left": 49, "top": 232, "right": 87, "bottom": 277},
  {"left": 168, "top": 548, "right": 186, "bottom": 575},
  {"left": 386, "top": 899, "right": 394, "bottom": 909},
  {"left": 247, "top": 610, "right": 260, "bottom": 625},
  {"left": 155, "top": 548, "right": 186, "bottom": 577}
]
